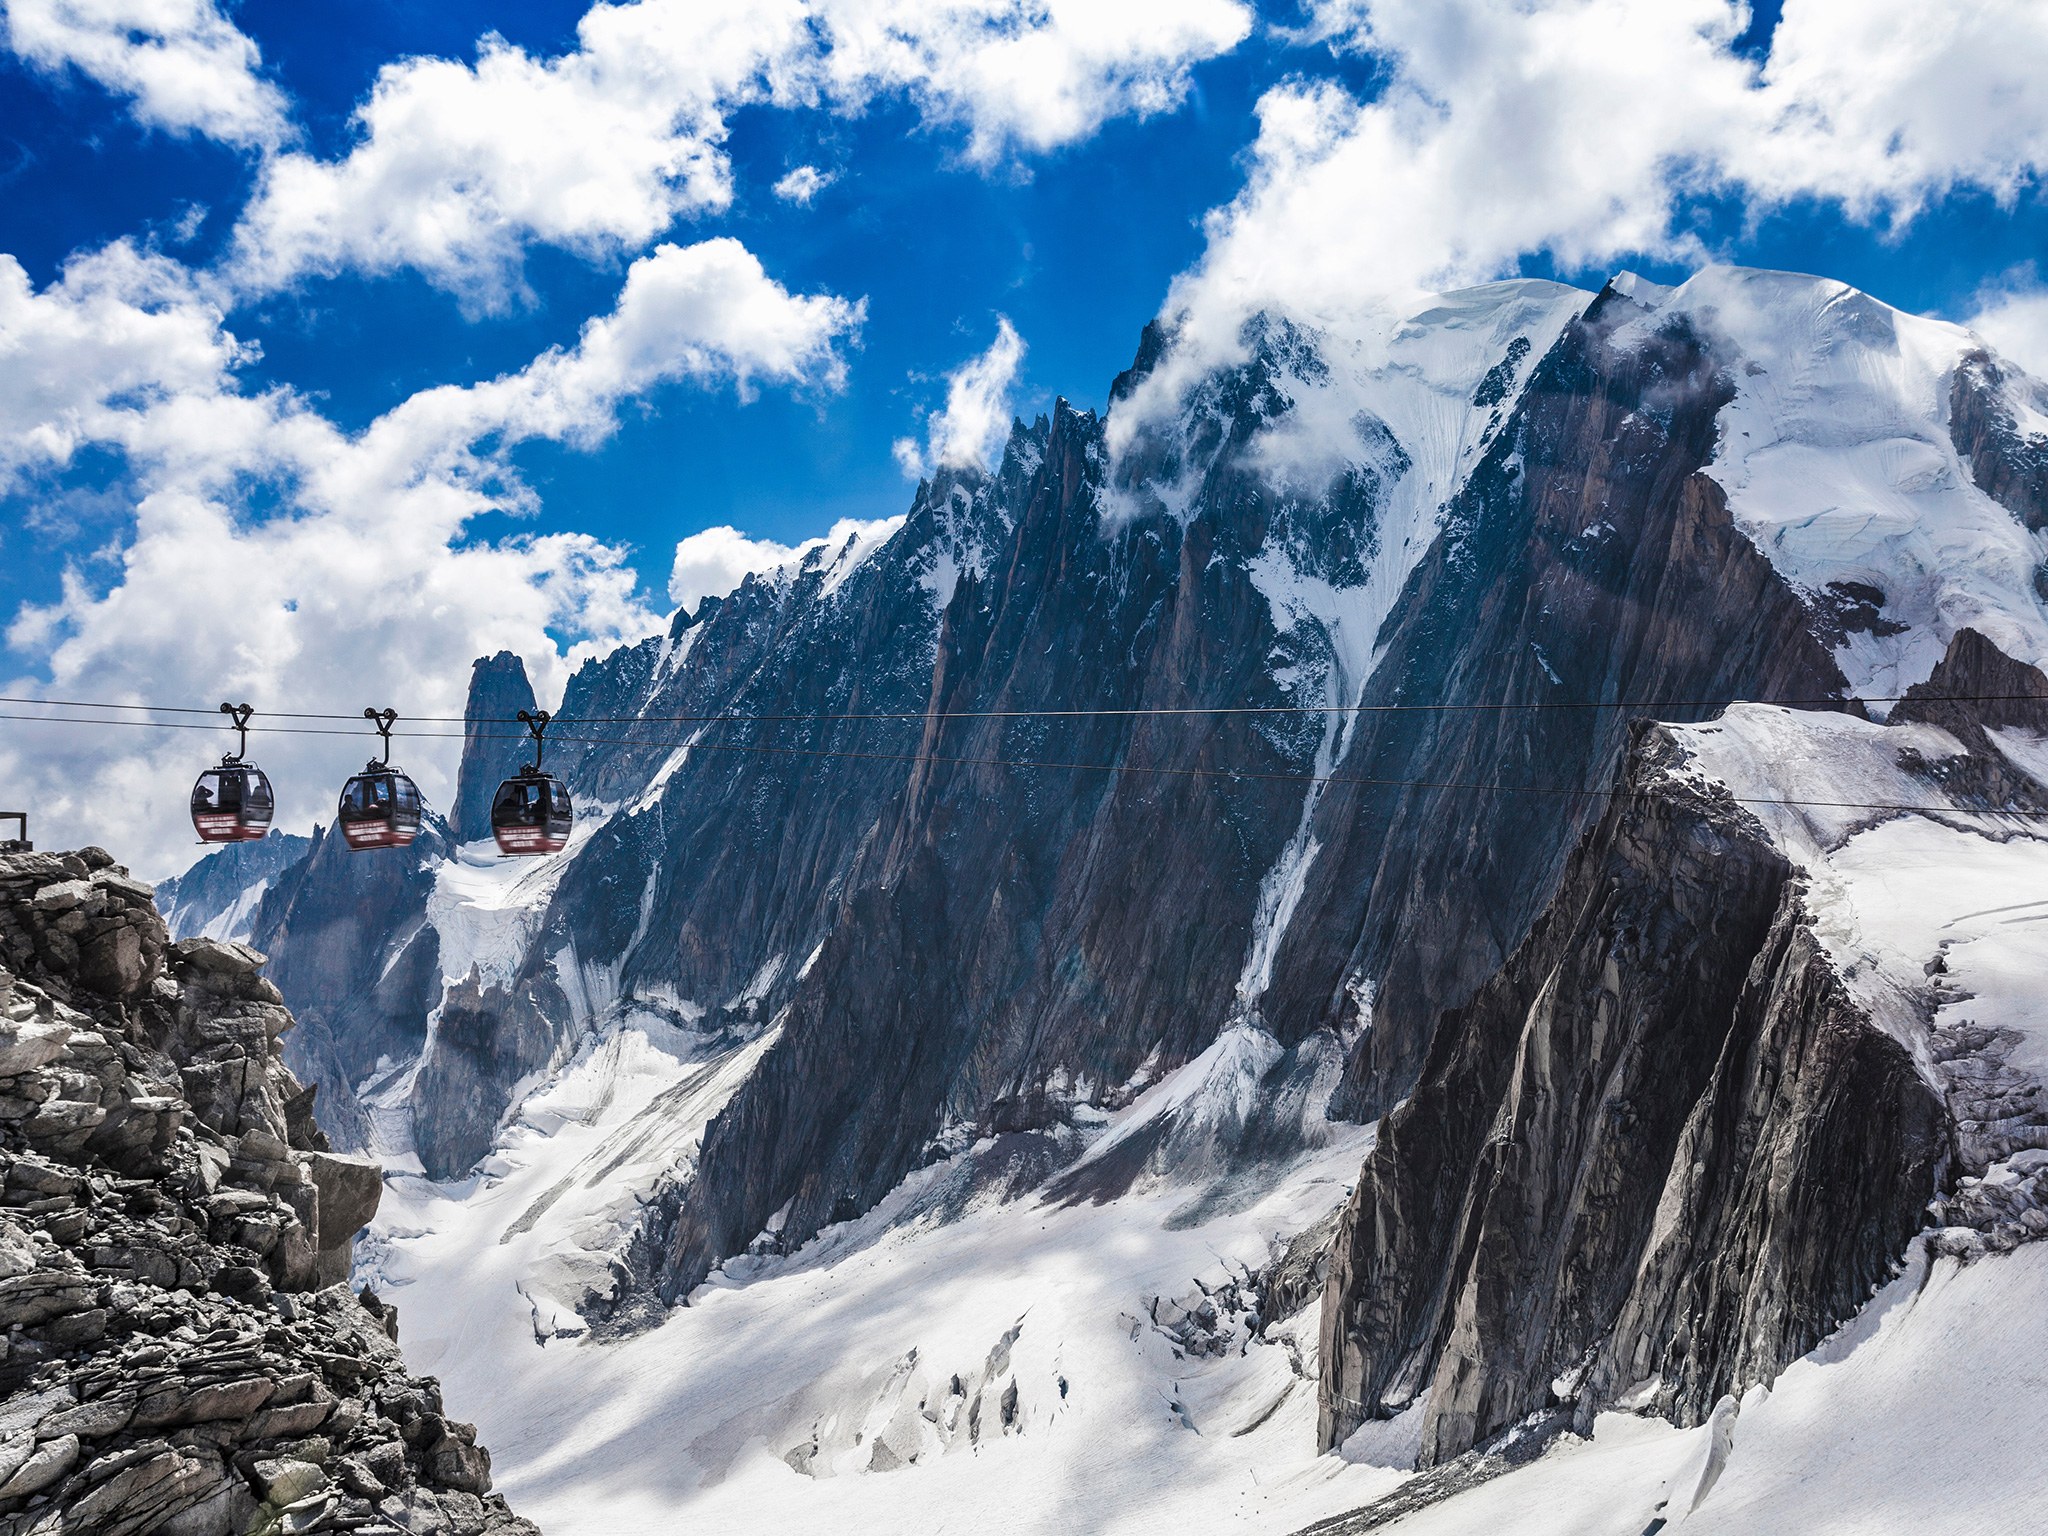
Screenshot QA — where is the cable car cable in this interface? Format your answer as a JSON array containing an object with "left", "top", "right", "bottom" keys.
[
  {"left": 12, "top": 688, "right": 2048, "bottom": 728},
  {"left": 7, "top": 705, "right": 2044, "bottom": 821}
]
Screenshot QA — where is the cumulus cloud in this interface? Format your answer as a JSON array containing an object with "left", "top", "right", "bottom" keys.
[
  {"left": 226, "top": 0, "right": 1250, "bottom": 306},
  {"left": 892, "top": 316, "right": 1025, "bottom": 478},
  {"left": 366, "top": 238, "right": 863, "bottom": 469},
  {"left": 667, "top": 515, "right": 902, "bottom": 611},
  {"left": 0, "top": 242, "right": 243, "bottom": 488},
  {"left": 772, "top": 164, "right": 833, "bottom": 203},
  {"left": 1115, "top": 0, "right": 2048, "bottom": 444},
  {"left": 810, "top": 0, "right": 1252, "bottom": 165},
  {"left": 1969, "top": 277, "right": 2048, "bottom": 381},
  {"left": 226, "top": 6, "right": 807, "bottom": 306},
  {"left": 3, "top": 0, "right": 290, "bottom": 147},
  {"left": 0, "top": 237, "right": 860, "bottom": 873}
]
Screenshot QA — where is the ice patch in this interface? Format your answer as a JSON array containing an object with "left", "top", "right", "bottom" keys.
[{"left": 428, "top": 840, "right": 572, "bottom": 991}]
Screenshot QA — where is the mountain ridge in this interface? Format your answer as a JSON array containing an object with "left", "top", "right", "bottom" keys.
[{"left": 151, "top": 261, "right": 2048, "bottom": 1523}]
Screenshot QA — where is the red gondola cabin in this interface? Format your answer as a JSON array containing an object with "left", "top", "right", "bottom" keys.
[
  {"left": 191, "top": 763, "right": 275, "bottom": 843},
  {"left": 192, "top": 704, "right": 274, "bottom": 844},
  {"left": 337, "top": 766, "right": 422, "bottom": 851},
  {"left": 491, "top": 771, "right": 573, "bottom": 855}
]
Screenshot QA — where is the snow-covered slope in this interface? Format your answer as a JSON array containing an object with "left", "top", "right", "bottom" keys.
[
  {"left": 1613, "top": 265, "right": 2048, "bottom": 700},
  {"left": 238, "top": 264, "right": 2048, "bottom": 1532},
  {"left": 358, "top": 1018, "right": 1397, "bottom": 1536},
  {"left": 157, "top": 827, "right": 310, "bottom": 942},
  {"left": 1311, "top": 1242, "right": 2048, "bottom": 1536}
]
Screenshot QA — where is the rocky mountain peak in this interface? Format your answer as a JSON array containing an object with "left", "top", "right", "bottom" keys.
[{"left": 450, "top": 655, "right": 540, "bottom": 846}]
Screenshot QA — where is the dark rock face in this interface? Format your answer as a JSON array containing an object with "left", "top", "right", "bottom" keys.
[
  {"left": 450, "top": 655, "right": 540, "bottom": 846},
  {"left": 0, "top": 849, "right": 533, "bottom": 1535},
  {"left": 1573, "top": 899, "right": 1943, "bottom": 1435},
  {"left": 411, "top": 975, "right": 564, "bottom": 1182},
  {"left": 1259, "top": 286, "right": 1850, "bottom": 1121},
  {"left": 1949, "top": 349, "right": 2048, "bottom": 533},
  {"left": 640, "top": 392, "right": 1381, "bottom": 1301},
  {"left": 1894, "top": 623, "right": 2048, "bottom": 743},
  {"left": 156, "top": 832, "right": 312, "bottom": 945},
  {"left": 1315, "top": 731, "right": 1945, "bottom": 1462},
  {"left": 251, "top": 820, "right": 450, "bottom": 1153}
]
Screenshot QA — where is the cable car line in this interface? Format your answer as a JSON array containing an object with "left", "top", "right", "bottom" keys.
[
  {"left": 9, "top": 688, "right": 2048, "bottom": 729},
  {"left": 9, "top": 704, "right": 2047, "bottom": 822}
]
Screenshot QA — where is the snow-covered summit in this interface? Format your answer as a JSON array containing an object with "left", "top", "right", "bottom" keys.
[{"left": 1614, "top": 263, "right": 2048, "bottom": 701}]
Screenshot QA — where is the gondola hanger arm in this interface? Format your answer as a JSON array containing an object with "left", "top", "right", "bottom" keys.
[
  {"left": 218, "top": 701, "right": 254, "bottom": 764},
  {"left": 517, "top": 708, "right": 552, "bottom": 775},
  {"left": 363, "top": 706, "right": 398, "bottom": 770}
]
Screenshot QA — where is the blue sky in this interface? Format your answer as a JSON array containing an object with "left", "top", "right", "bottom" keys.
[
  {"left": 4, "top": 0, "right": 2048, "bottom": 868},
  {"left": 0, "top": 3, "right": 1276, "bottom": 619},
  {"left": 3, "top": 0, "right": 2038, "bottom": 626}
]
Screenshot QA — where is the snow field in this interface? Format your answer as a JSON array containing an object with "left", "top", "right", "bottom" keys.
[
  {"left": 358, "top": 1014, "right": 1426, "bottom": 1535},
  {"left": 1369, "top": 1243, "right": 2048, "bottom": 1536}
]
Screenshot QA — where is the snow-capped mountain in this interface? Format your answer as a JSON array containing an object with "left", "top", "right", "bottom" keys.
[
  {"left": 156, "top": 827, "right": 311, "bottom": 943},
  {"left": 164, "top": 265, "right": 2048, "bottom": 1532}
]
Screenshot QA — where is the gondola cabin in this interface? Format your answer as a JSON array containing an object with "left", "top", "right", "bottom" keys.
[
  {"left": 337, "top": 767, "right": 422, "bottom": 851},
  {"left": 491, "top": 772, "right": 573, "bottom": 855},
  {"left": 191, "top": 764, "right": 275, "bottom": 843}
]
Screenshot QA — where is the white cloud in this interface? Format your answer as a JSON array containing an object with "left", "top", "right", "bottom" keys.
[
  {"left": 892, "top": 315, "right": 1025, "bottom": 478},
  {"left": 226, "top": 6, "right": 808, "bottom": 307},
  {"left": 0, "top": 237, "right": 860, "bottom": 874},
  {"left": 773, "top": 163, "right": 833, "bottom": 204},
  {"left": 226, "top": 0, "right": 1251, "bottom": 306},
  {"left": 667, "top": 514, "right": 901, "bottom": 611},
  {"left": 1116, "top": 0, "right": 2048, "bottom": 445},
  {"left": 810, "top": 0, "right": 1252, "bottom": 165},
  {"left": 4, "top": 0, "right": 290, "bottom": 147},
  {"left": 0, "top": 241, "right": 243, "bottom": 489},
  {"left": 1968, "top": 277, "right": 2048, "bottom": 381}
]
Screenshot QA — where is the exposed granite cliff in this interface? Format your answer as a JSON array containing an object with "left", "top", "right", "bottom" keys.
[
  {"left": 0, "top": 848, "right": 532, "bottom": 1535},
  {"left": 1949, "top": 349, "right": 2048, "bottom": 534},
  {"left": 253, "top": 819, "right": 451, "bottom": 1154},
  {"left": 1314, "top": 726, "right": 1942, "bottom": 1461},
  {"left": 450, "top": 656, "right": 540, "bottom": 847},
  {"left": 1315, "top": 631, "right": 2048, "bottom": 1470}
]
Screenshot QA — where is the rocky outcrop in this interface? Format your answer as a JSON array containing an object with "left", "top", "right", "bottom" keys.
[
  {"left": 449, "top": 655, "right": 540, "bottom": 846},
  {"left": 0, "top": 848, "right": 532, "bottom": 1535},
  {"left": 411, "top": 976, "right": 566, "bottom": 1182},
  {"left": 1315, "top": 728, "right": 1945, "bottom": 1463},
  {"left": 1893, "top": 623, "right": 2048, "bottom": 743},
  {"left": 1949, "top": 349, "right": 2048, "bottom": 533}
]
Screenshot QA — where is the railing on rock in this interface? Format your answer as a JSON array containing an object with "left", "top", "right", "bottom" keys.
[{"left": 0, "top": 811, "right": 28, "bottom": 852}]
